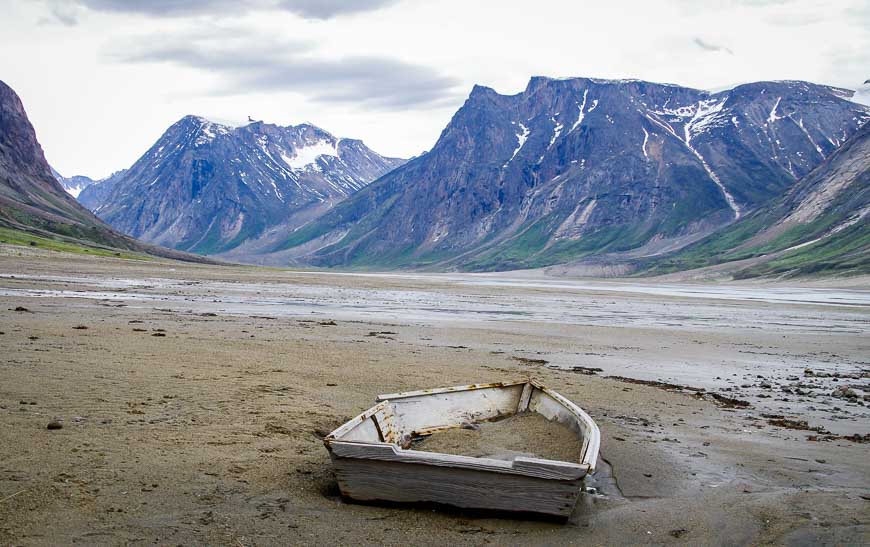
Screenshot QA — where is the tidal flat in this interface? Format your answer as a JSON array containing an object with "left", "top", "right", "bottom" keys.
[{"left": 0, "top": 251, "right": 868, "bottom": 545}]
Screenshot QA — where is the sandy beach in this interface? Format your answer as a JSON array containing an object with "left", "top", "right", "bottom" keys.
[{"left": 0, "top": 249, "right": 868, "bottom": 545}]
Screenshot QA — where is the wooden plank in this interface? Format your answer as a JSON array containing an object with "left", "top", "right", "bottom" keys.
[
  {"left": 332, "top": 457, "right": 582, "bottom": 518},
  {"left": 325, "top": 400, "right": 390, "bottom": 442},
  {"left": 385, "top": 383, "right": 526, "bottom": 436},
  {"left": 529, "top": 380, "right": 600, "bottom": 471},
  {"left": 328, "top": 441, "right": 588, "bottom": 481},
  {"left": 517, "top": 382, "right": 533, "bottom": 412},
  {"left": 372, "top": 403, "right": 400, "bottom": 444},
  {"left": 377, "top": 380, "right": 528, "bottom": 401}
]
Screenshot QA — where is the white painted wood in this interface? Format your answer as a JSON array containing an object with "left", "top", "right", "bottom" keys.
[
  {"left": 380, "top": 383, "right": 526, "bottom": 437},
  {"left": 323, "top": 379, "right": 601, "bottom": 517},
  {"left": 331, "top": 457, "right": 582, "bottom": 518},
  {"left": 328, "top": 400, "right": 392, "bottom": 443},
  {"left": 527, "top": 380, "right": 600, "bottom": 471},
  {"left": 329, "top": 441, "right": 588, "bottom": 480},
  {"left": 377, "top": 380, "right": 528, "bottom": 401}
]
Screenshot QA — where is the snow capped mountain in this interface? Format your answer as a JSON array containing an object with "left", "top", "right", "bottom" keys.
[
  {"left": 50, "top": 167, "right": 97, "bottom": 198},
  {"left": 80, "top": 115, "right": 405, "bottom": 255},
  {"left": 272, "top": 77, "right": 869, "bottom": 270}
]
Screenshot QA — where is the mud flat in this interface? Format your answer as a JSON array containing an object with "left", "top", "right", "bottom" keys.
[{"left": 0, "top": 249, "right": 868, "bottom": 545}]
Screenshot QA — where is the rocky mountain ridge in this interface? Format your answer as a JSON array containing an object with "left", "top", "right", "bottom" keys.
[
  {"left": 50, "top": 167, "right": 97, "bottom": 198},
  {"left": 80, "top": 116, "right": 405, "bottom": 255},
  {"left": 271, "top": 77, "right": 869, "bottom": 270}
]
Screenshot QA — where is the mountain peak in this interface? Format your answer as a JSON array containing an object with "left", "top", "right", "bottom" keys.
[
  {"left": 79, "top": 112, "right": 407, "bottom": 257},
  {"left": 469, "top": 84, "right": 498, "bottom": 98}
]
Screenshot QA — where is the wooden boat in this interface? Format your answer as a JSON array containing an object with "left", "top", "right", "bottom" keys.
[{"left": 323, "top": 379, "right": 600, "bottom": 518}]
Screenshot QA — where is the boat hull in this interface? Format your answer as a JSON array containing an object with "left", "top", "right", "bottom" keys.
[{"left": 330, "top": 454, "right": 583, "bottom": 518}]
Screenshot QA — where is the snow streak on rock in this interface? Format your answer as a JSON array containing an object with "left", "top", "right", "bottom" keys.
[
  {"left": 570, "top": 89, "right": 589, "bottom": 133},
  {"left": 641, "top": 128, "right": 650, "bottom": 160},
  {"left": 683, "top": 99, "right": 741, "bottom": 219},
  {"left": 504, "top": 123, "right": 530, "bottom": 167}
]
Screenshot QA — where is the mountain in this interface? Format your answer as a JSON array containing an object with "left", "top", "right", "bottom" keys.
[
  {"left": 50, "top": 167, "right": 97, "bottom": 198},
  {"left": 0, "top": 79, "right": 213, "bottom": 262},
  {"left": 273, "top": 77, "right": 869, "bottom": 270},
  {"left": 80, "top": 116, "right": 405, "bottom": 256},
  {"left": 639, "top": 120, "right": 869, "bottom": 278},
  {"left": 76, "top": 169, "right": 125, "bottom": 210}
]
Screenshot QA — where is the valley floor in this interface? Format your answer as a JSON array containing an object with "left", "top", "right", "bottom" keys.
[{"left": 0, "top": 248, "right": 868, "bottom": 545}]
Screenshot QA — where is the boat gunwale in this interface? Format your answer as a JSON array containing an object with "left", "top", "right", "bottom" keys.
[{"left": 375, "top": 379, "right": 530, "bottom": 402}]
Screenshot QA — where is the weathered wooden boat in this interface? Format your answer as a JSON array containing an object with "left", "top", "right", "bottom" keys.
[{"left": 323, "top": 379, "right": 600, "bottom": 518}]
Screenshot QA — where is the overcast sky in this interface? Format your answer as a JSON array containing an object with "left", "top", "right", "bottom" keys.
[{"left": 1, "top": 0, "right": 868, "bottom": 178}]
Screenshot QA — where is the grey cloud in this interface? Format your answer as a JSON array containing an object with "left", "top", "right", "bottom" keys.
[
  {"left": 693, "top": 38, "right": 734, "bottom": 55},
  {"left": 844, "top": 3, "right": 870, "bottom": 26},
  {"left": 53, "top": 0, "right": 398, "bottom": 20},
  {"left": 110, "top": 32, "right": 462, "bottom": 110},
  {"left": 40, "top": 0, "right": 82, "bottom": 25},
  {"left": 275, "top": 0, "right": 400, "bottom": 19}
]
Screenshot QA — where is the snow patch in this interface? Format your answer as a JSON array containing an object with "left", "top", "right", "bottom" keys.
[
  {"left": 503, "top": 123, "right": 530, "bottom": 167},
  {"left": 652, "top": 98, "right": 741, "bottom": 219},
  {"left": 193, "top": 119, "right": 231, "bottom": 146},
  {"left": 538, "top": 117, "right": 565, "bottom": 163},
  {"left": 641, "top": 128, "right": 650, "bottom": 160},
  {"left": 767, "top": 97, "right": 783, "bottom": 124},
  {"left": 283, "top": 139, "right": 339, "bottom": 169},
  {"left": 65, "top": 184, "right": 85, "bottom": 198},
  {"left": 570, "top": 90, "right": 589, "bottom": 132},
  {"left": 547, "top": 117, "right": 564, "bottom": 149},
  {"left": 791, "top": 117, "right": 824, "bottom": 158}
]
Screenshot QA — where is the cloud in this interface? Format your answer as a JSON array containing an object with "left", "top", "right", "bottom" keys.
[
  {"left": 109, "top": 31, "right": 462, "bottom": 110},
  {"left": 275, "top": 0, "right": 401, "bottom": 20},
  {"left": 45, "top": 0, "right": 399, "bottom": 22},
  {"left": 692, "top": 38, "right": 734, "bottom": 55},
  {"left": 40, "top": 0, "right": 83, "bottom": 25}
]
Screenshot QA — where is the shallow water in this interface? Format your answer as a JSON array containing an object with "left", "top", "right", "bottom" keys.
[{"left": 0, "top": 273, "right": 867, "bottom": 335}]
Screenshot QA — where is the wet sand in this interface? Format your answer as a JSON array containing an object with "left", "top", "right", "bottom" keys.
[{"left": 0, "top": 249, "right": 868, "bottom": 545}]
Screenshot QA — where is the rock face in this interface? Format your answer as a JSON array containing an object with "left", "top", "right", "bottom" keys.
[
  {"left": 642, "top": 119, "right": 870, "bottom": 278},
  {"left": 80, "top": 116, "right": 404, "bottom": 255},
  {"left": 50, "top": 168, "right": 97, "bottom": 198},
  {"left": 0, "top": 79, "right": 129, "bottom": 247},
  {"left": 276, "top": 77, "right": 869, "bottom": 270}
]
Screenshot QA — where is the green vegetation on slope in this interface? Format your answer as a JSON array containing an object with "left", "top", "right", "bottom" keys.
[
  {"left": 464, "top": 216, "right": 658, "bottom": 272},
  {"left": 0, "top": 226, "right": 150, "bottom": 260},
  {"left": 734, "top": 222, "right": 870, "bottom": 278}
]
